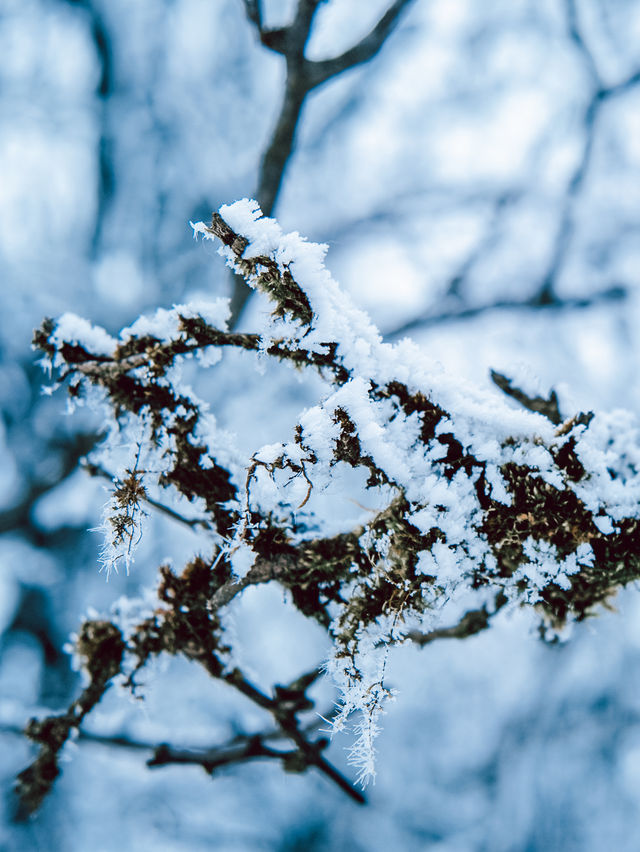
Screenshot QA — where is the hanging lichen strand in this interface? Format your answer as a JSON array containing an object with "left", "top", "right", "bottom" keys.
[{"left": 18, "top": 199, "right": 640, "bottom": 813}]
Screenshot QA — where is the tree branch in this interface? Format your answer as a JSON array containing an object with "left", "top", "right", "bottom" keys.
[
  {"left": 384, "top": 284, "right": 626, "bottom": 338},
  {"left": 64, "top": 0, "right": 115, "bottom": 255},
  {"left": 214, "top": 666, "right": 365, "bottom": 803},
  {"left": 242, "top": 0, "right": 262, "bottom": 32},
  {"left": 148, "top": 731, "right": 365, "bottom": 803},
  {"left": 28, "top": 201, "right": 640, "bottom": 814},
  {"left": 408, "top": 594, "right": 507, "bottom": 647},
  {"left": 535, "top": 2, "right": 640, "bottom": 306},
  {"left": 307, "top": 0, "right": 416, "bottom": 89},
  {"left": 565, "top": 0, "right": 600, "bottom": 87},
  {"left": 147, "top": 734, "right": 296, "bottom": 770}
]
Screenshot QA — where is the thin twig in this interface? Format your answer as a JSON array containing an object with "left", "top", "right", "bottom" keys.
[
  {"left": 306, "top": 0, "right": 416, "bottom": 89},
  {"left": 83, "top": 461, "right": 213, "bottom": 531},
  {"left": 385, "top": 284, "right": 626, "bottom": 338},
  {"left": 242, "top": 0, "right": 262, "bottom": 31},
  {"left": 212, "top": 665, "right": 365, "bottom": 803},
  {"left": 535, "top": 4, "right": 640, "bottom": 304},
  {"left": 408, "top": 594, "right": 507, "bottom": 647},
  {"left": 229, "top": 0, "right": 416, "bottom": 326}
]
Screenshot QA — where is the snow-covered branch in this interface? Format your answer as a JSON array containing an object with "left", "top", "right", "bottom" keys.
[{"left": 20, "top": 200, "right": 640, "bottom": 812}]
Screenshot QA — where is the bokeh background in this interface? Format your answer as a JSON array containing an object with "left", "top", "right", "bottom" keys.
[{"left": 2, "top": 0, "right": 640, "bottom": 849}]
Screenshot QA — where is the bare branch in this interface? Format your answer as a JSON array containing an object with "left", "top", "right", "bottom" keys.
[
  {"left": 220, "top": 667, "right": 366, "bottom": 803},
  {"left": 307, "top": 0, "right": 416, "bottom": 89},
  {"left": 444, "top": 191, "right": 520, "bottom": 301},
  {"left": 3, "top": 721, "right": 158, "bottom": 753},
  {"left": 148, "top": 734, "right": 295, "bottom": 770},
  {"left": 248, "top": 0, "right": 326, "bottom": 217},
  {"left": 288, "top": 0, "right": 325, "bottom": 55},
  {"left": 384, "top": 284, "right": 626, "bottom": 338},
  {"left": 565, "top": 0, "right": 600, "bottom": 87},
  {"left": 602, "top": 67, "right": 640, "bottom": 99},
  {"left": 148, "top": 732, "right": 365, "bottom": 803},
  {"left": 155, "top": 651, "right": 366, "bottom": 803},
  {"left": 83, "top": 461, "right": 213, "bottom": 531},
  {"left": 242, "top": 0, "right": 262, "bottom": 32},
  {"left": 535, "top": 1, "right": 640, "bottom": 306},
  {"left": 408, "top": 594, "right": 507, "bottom": 647}
]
